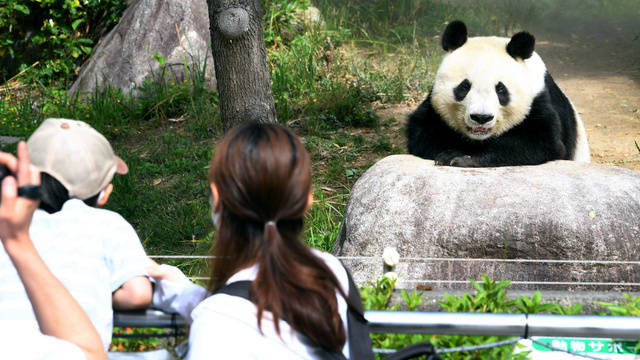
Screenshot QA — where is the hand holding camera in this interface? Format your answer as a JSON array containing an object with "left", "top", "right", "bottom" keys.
[{"left": 0, "top": 141, "right": 41, "bottom": 250}]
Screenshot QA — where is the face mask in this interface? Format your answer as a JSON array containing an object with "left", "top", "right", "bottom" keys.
[
  {"left": 211, "top": 210, "right": 220, "bottom": 228},
  {"left": 96, "top": 189, "right": 106, "bottom": 205},
  {"left": 209, "top": 194, "right": 220, "bottom": 228}
]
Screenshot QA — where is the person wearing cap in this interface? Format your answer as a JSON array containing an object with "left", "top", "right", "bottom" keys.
[
  {"left": 0, "top": 118, "right": 152, "bottom": 354},
  {"left": 0, "top": 141, "right": 106, "bottom": 360}
]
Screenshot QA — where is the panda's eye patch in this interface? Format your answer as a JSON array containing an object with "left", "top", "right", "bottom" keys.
[
  {"left": 453, "top": 79, "right": 471, "bottom": 101},
  {"left": 495, "top": 82, "right": 510, "bottom": 106}
]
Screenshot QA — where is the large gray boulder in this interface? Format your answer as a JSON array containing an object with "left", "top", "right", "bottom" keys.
[
  {"left": 69, "top": 0, "right": 215, "bottom": 97},
  {"left": 334, "top": 155, "right": 640, "bottom": 290}
]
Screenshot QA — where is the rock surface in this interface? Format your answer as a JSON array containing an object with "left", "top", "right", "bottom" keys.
[
  {"left": 69, "top": 0, "right": 215, "bottom": 97},
  {"left": 334, "top": 155, "right": 640, "bottom": 290}
]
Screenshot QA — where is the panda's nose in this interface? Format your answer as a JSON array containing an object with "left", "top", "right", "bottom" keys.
[{"left": 470, "top": 114, "right": 494, "bottom": 124}]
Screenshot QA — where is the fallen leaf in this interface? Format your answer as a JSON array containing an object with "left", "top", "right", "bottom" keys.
[{"left": 589, "top": 211, "right": 596, "bottom": 219}]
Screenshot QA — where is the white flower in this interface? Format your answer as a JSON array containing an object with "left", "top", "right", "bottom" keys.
[
  {"left": 382, "top": 247, "right": 400, "bottom": 267},
  {"left": 383, "top": 271, "right": 398, "bottom": 281}
]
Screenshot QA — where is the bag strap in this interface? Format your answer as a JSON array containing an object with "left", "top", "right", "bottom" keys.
[{"left": 341, "top": 262, "right": 375, "bottom": 360}]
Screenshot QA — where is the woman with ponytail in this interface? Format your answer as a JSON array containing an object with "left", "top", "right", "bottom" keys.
[{"left": 149, "top": 122, "right": 361, "bottom": 359}]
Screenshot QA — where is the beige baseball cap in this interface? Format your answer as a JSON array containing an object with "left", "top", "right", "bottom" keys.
[{"left": 26, "top": 118, "right": 128, "bottom": 199}]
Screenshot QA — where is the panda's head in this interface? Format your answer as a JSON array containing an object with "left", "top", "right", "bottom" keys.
[{"left": 431, "top": 21, "right": 547, "bottom": 140}]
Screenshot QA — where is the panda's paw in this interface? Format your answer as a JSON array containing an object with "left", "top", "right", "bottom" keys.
[
  {"left": 434, "top": 150, "right": 465, "bottom": 166},
  {"left": 449, "top": 155, "right": 479, "bottom": 167}
]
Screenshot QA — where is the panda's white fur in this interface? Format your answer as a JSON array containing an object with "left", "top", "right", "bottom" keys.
[
  {"left": 407, "top": 21, "right": 590, "bottom": 167},
  {"left": 569, "top": 100, "right": 591, "bottom": 162}
]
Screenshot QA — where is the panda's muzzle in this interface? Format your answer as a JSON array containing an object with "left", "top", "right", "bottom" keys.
[{"left": 468, "top": 114, "right": 495, "bottom": 136}]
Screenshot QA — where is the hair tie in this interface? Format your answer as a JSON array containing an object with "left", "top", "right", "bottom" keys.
[{"left": 265, "top": 220, "right": 277, "bottom": 228}]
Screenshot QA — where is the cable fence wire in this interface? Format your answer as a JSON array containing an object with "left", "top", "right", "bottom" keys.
[
  {"left": 149, "top": 255, "right": 640, "bottom": 265},
  {"left": 148, "top": 255, "right": 640, "bottom": 289},
  {"left": 373, "top": 338, "right": 521, "bottom": 355}
]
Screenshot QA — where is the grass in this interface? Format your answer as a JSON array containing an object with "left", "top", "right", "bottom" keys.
[{"left": 0, "top": 0, "right": 559, "bottom": 277}]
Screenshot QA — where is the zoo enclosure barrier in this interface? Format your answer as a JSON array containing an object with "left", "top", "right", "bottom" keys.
[
  {"left": 114, "top": 309, "right": 640, "bottom": 359},
  {"left": 150, "top": 255, "right": 640, "bottom": 291},
  {"left": 114, "top": 309, "right": 640, "bottom": 340},
  {"left": 123, "top": 255, "right": 640, "bottom": 357}
]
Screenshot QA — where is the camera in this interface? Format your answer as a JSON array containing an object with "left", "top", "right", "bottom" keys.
[
  {"left": 0, "top": 164, "right": 12, "bottom": 183},
  {"left": 0, "top": 164, "right": 14, "bottom": 198},
  {"left": 0, "top": 164, "right": 41, "bottom": 200}
]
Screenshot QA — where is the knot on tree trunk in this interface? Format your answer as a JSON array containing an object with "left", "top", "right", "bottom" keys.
[{"left": 216, "top": 8, "right": 250, "bottom": 39}]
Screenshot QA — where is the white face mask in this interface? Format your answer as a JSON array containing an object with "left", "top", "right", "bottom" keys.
[
  {"left": 209, "top": 194, "right": 220, "bottom": 228},
  {"left": 211, "top": 209, "right": 221, "bottom": 228},
  {"left": 96, "top": 189, "right": 106, "bottom": 205}
]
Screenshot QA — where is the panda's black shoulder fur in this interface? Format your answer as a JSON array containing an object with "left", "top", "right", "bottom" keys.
[{"left": 406, "top": 72, "right": 578, "bottom": 167}]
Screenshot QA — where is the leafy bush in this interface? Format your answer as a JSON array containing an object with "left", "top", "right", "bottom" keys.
[
  {"left": 0, "top": 0, "right": 127, "bottom": 83},
  {"left": 361, "top": 274, "right": 584, "bottom": 359},
  {"left": 598, "top": 293, "right": 640, "bottom": 316},
  {"left": 261, "top": 0, "right": 311, "bottom": 47}
]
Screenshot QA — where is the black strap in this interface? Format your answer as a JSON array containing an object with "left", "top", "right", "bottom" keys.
[
  {"left": 341, "top": 262, "right": 374, "bottom": 360},
  {"left": 215, "top": 280, "right": 253, "bottom": 299},
  {"left": 339, "top": 263, "right": 440, "bottom": 360}
]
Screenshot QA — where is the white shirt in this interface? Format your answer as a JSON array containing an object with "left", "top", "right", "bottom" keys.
[
  {"left": 0, "top": 327, "right": 85, "bottom": 360},
  {"left": 153, "top": 249, "right": 350, "bottom": 359},
  {"left": 0, "top": 199, "right": 148, "bottom": 354}
]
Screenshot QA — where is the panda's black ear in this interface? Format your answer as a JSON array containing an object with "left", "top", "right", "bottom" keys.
[
  {"left": 507, "top": 31, "right": 535, "bottom": 60},
  {"left": 442, "top": 20, "right": 467, "bottom": 52}
]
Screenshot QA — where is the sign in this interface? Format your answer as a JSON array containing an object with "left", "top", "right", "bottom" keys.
[{"left": 518, "top": 337, "right": 640, "bottom": 359}]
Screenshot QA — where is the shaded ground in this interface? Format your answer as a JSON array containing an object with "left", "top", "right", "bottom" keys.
[
  {"left": 376, "top": 12, "right": 640, "bottom": 171},
  {"left": 533, "top": 15, "right": 640, "bottom": 171}
]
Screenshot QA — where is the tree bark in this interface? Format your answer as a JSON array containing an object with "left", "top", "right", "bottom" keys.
[{"left": 207, "top": 0, "right": 276, "bottom": 131}]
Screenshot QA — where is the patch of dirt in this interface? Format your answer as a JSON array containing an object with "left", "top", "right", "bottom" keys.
[
  {"left": 534, "top": 17, "right": 640, "bottom": 171},
  {"left": 379, "top": 14, "right": 640, "bottom": 171}
]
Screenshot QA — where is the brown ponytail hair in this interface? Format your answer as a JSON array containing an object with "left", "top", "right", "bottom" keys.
[{"left": 208, "top": 123, "right": 347, "bottom": 350}]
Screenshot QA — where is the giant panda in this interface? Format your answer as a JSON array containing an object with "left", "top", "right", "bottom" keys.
[{"left": 407, "top": 21, "right": 590, "bottom": 167}]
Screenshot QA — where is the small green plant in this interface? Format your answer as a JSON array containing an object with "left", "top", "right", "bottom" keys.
[
  {"left": 261, "top": 0, "right": 311, "bottom": 47},
  {"left": 304, "top": 189, "right": 344, "bottom": 251},
  {"left": 361, "top": 274, "right": 587, "bottom": 359},
  {"left": 597, "top": 293, "right": 640, "bottom": 316},
  {"left": 360, "top": 275, "right": 400, "bottom": 311}
]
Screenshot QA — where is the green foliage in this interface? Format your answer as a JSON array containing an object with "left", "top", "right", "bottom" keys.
[
  {"left": 304, "top": 189, "right": 345, "bottom": 251},
  {"left": 261, "top": 0, "right": 311, "bottom": 46},
  {"left": 110, "top": 327, "right": 163, "bottom": 352},
  {"left": 441, "top": 275, "right": 516, "bottom": 313},
  {"left": 361, "top": 275, "right": 400, "bottom": 311},
  {"left": 0, "top": 62, "right": 220, "bottom": 258},
  {"left": 361, "top": 274, "right": 594, "bottom": 359},
  {"left": 0, "top": 0, "right": 127, "bottom": 83},
  {"left": 315, "top": 0, "right": 522, "bottom": 45},
  {"left": 267, "top": 21, "right": 378, "bottom": 129},
  {"left": 597, "top": 293, "right": 640, "bottom": 316}
]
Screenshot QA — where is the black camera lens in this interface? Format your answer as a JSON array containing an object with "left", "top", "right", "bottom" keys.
[
  {"left": 0, "top": 164, "right": 41, "bottom": 200},
  {"left": 0, "top": 164, "right": 11, "bottom": 183},
  {"left": 0, "top": 164, "right": 11, "bottom": 198}
]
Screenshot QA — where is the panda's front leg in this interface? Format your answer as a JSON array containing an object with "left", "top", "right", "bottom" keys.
[
  {"left": 449, "top": 155, "right": 482, "bottom": 167},
  {"left": 434, "top": 150, "right": 477, "bottom": 166}
]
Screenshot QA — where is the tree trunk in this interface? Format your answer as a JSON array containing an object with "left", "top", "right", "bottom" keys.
[{"left": 207, "top": 0, "right": 276, "bottom": 131}]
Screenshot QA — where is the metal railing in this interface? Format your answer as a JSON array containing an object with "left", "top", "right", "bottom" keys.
[
  {"left": 114, "top": 309, "right": 640, "bottom": 340},
  {"left": 366, "top": 311, "right": 640, "bottom": 340}
]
